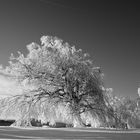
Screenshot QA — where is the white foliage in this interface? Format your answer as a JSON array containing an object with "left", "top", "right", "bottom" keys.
[{"left": 0, "top": 35, "right": 108, "bottom": 128}]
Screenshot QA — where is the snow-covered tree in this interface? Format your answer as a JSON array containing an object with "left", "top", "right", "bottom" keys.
[{"left": 0, "top": 35, "right": 119, "bottom": 127}]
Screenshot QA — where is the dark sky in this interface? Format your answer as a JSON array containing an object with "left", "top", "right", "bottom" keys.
[{"left": 0, "top": 0, "right": 140, "bottom": 98}]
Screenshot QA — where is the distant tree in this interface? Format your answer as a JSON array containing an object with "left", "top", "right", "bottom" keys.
[
  {"left": 0, "top": 36, "right": 121, "bottom": 127},
  {"left": 138, "top": 88, "right": 140, "bottom": 97},
  {"left": 133, "top": 90, "right": 140, "bottom": 128},
  {"left": 109, "top": 95, "right": 140, "bottom": 129},
  {"left": 107, "top": 87, "right": 140, "bottom": 129}
]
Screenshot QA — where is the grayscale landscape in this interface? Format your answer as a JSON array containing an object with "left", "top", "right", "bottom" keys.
[{"left": 0, "top": 0, "right": 140, "bottom": 139}]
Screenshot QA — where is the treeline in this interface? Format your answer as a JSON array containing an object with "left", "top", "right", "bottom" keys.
[{"left": 106, "top": 88, "right": 140, "bottom": 128}]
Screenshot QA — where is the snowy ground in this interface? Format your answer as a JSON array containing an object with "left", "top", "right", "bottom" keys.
[{"left": 0, "top": 126, "right": 140, "bottom": 139}]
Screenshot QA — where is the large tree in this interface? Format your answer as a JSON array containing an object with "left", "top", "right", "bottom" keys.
[{"left": 0, "top": 36, "right": 119, "bottom": 127}]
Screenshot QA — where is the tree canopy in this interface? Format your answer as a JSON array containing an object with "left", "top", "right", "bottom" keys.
[{"left": 0, "top": 35, "right": 124, "bottom": 128}]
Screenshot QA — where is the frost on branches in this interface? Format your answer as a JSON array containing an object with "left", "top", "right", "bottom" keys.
[{"left": 0, "top": 36, "right": 120, "bottom": 128}]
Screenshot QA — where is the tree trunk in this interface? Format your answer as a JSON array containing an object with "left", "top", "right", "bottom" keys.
[{"left": 73, "top": 114, "right": 85, "bottom": 128}]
